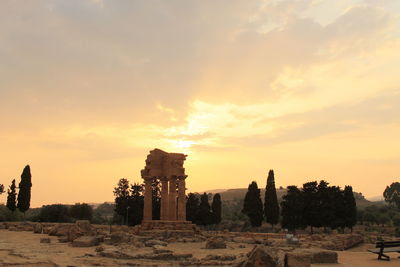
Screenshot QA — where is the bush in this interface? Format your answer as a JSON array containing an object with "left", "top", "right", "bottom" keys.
[
  {"left": 0, "top": 204, "right": 24, "bottom": 221},
  {"left": 38, "top": 204, "right": 71, "bottom": 223},
  {"left": 69, "top": 203, "right": 93, "bottom": 221}
]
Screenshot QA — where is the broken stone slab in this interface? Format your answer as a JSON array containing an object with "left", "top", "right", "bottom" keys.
[
  {"left": 33, "top": 223, "right": 43, "bottom": 234},
  {"left": 203, "top": 254, "right": 237, "bottom": 261},
  {"left": 72, "top": 236, "right": 99, "bottom": 247},
  {"left": 285, "top": 252, "right": 311, "bottom": 267},
  {"left": 153, "top": 245, "right": 173, "bottom": 254},
  {"left": 236, "top": 245, "right": 285, "bottom": 267},
  {"left": 205, "top": 238, "right": 227, "bottom": 249},
  {"left": 309, "top": 249, "right": 338, "bottom": 264},
  {"left": 58, "top": 236, "right": 69, "bottom": 243},
  {"left": 145, "top": 239, "right": 168, "bottom": 247}
]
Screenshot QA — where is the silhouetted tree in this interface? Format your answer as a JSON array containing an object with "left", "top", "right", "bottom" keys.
[
  {"left": 186, "top": 193, "right": 199, "bottom": 223},
  {"left": 69, "top": 203, "right": 93, "bottom": 221},
  {"left": 329, "top": 186, "right": 346, "bottom": 231},
  {"left": 6, "top": 179, "right": 17, "bottom": 212},
  {"left": 242, "top": 181, "right": 263, "bottom": 227},
  {"left": 113, "top": 178, "right": 130, "bottom": 224},
  {"left": 384, "top": 182, "right": 400, "bottom": 209},
  {"left": 17, "top": 165, "right": 32, "bottom": 216},
  {"left": 152, "top": 178, "right": 161, "bottom": 220},
  {"left": 281, "top": 185, "right": 305, "bottom": 232},
  {"left": 343, "top": 186, "right": 357, "bottom": 231},
  {"left": 39, "top": 204, "right": 71, "bottom": 222},
  {"left": 129, "top": 183, "right": 144, "bottom": 226},
  {"left": 264, "top": 170, "right": 280, "bottom": 229},
  {"left": 302, "top": 181, "right": 320, "bottom": 233},
  {"left": 0, "top": 184, "right": 4, "bottom": 195},
  {"left": 211, "top": 193, "right": 222, "bottom": 224},
  {"left": 197, "top": 193, "right": 212, "bottom": 225},
  {"left": 317, "top": 180, "right": 333, "bottom": 229}
]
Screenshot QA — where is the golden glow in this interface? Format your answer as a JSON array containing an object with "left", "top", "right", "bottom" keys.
[{"left": 0, "top": 1, "right": 400, "bottom": 206}]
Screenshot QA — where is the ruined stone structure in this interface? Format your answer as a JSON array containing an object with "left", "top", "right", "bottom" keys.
[{"left": 141, "top": 148, "right": 188, "bottom": 223}]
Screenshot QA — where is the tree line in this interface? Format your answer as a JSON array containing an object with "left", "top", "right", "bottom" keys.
[
  {"left": 1, "top": 165, "right": 33, "bottom": 217},
  {"left": 242, "top": 170, "right": 357, "bottom": 233},
  {"left": 113, "top": 178, "right": 222, "bottom": 226}
]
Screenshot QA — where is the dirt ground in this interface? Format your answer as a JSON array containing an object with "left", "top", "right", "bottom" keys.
[{"left": 0, "top": 230, "right": 399, "bottom": 267}]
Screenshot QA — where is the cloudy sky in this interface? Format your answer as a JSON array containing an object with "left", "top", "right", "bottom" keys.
[{"left": 1, "top": 0, "right": 399, "bottom": 207}]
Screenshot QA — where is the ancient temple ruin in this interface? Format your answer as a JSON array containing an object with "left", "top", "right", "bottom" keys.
[{"left": 140, "top": 148, "right": 189, "bottom": 226}]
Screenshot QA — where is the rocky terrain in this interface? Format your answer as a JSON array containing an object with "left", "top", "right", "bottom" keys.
[{"left": 0, "top": 221, "right": 399, "bottom": 266}]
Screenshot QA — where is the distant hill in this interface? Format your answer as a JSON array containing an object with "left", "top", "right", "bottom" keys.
[{"left": 215, "top": 188, "right": 377, "bottom": 208}]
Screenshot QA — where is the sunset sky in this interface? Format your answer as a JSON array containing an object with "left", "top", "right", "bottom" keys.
[{"left": 1, "top": 0, "right": 400, "bottom": 207}]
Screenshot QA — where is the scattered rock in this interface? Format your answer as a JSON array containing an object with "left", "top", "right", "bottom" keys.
[
  {"left": 49, "top": 224, "right": 71, "bottom": 236},
  {"left": 145, "top": 239, "right": 168, "bottom": 247},
  {"left": 33, "top": 223, "right": 43, "bottom": 234},
  {"left": 153, "top": 245, "right": 172, "bottom": 254},
  {"left": 40, "top": 238, "right": 51, "bottom": 243},
  {"left": 233, "top": 237, "right": 256, "bottom": 244},
  {"left": 236, "top": 245, "right": 284, "bottom": 267},
  {"left": 72, "top": 236, "right": 99, "bottom": 247},
  {"left": 58, "top": 236, "right": 69, "bottom": 243},
  {"left": 205, "top": 238, "right": 227, "bottom": 249},
  {"left": 95, "top": 246, "right": 104, "bottom": 252},
  {"left": 203, "top": 254, "right": 236, "bottom": 261}
]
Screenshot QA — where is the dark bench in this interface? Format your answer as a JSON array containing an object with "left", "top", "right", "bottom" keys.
[{"left": 368, "top": 241, "right": 400, "bottom": 261}]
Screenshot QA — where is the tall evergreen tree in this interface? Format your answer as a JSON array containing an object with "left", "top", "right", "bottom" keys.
[
  {"left": 281, "top": 185, "right": 305, "bottom": 232},
  {"left": 302, "top": 181, "right": 320, "bottom": 233},
  {"left": 343, "top": 185, "right": 357, "bottom": 231},
  {"left": 113, "top": 178, "right": 131, "bottom": 224},
  {"left": 17, "top": 165, "right": 32, "bottom": 215},
  {"left": 242, "top": 181, "right": 263, "bottom": 227},
  {"left": 211, "top": 193, "right": 222, "bottom": 224},
  {"left": 196, "top": 193, "right": 212, "bottom": 225},
  {"left": 6, "top": 179, "right": 17, "bottom": 212},
  {"left": 264, "top": 170, "right": 280, "bottom": 229},
  {"left": 186, "top": 193, "right": 199, "bottom": 223},
  {"left": 0, "top": 184, "right": 4, "bottom": 195}
]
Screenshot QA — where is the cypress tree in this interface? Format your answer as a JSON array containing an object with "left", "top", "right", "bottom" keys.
[
  {"left": 6, "top": 179, "right": 17, "bottom": 212},
  {"left": 197, "top": 193, "right": 212, "bottom": 225},
  {"left": 264, "top": 170, "right": 280, "bottom": 229},
  {"left": 17, "top": 165, "right": 32, "bottom": 215},
  {"left": 281, "top": 185, "right": 305, "bottom": 232},
  {"left": 242, "top": 181, "right": 263, "bottom": 227},
  {"left": 186, "top": 193, "right": 199, "bottom": 223},
  {"left": 343, "top": 185, "right": 357, "bottom": 231},
  {"left": 211, "top": 193, "right": 222, "bottom": 224}
]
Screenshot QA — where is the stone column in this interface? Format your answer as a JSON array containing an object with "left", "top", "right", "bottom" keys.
[
  {"left": 177, "top": 176, "right": 187, "bottom": 221},
  {"left": 143, "top": 177, "right": 153, "bottom": 221},
  {"left": 160, "top": 177, "right": 169, "bottom": 220},
  {"left": 168, "top": 177, "right": 177, "bottom": 220}
]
